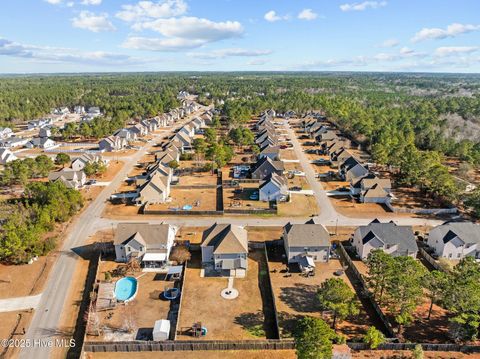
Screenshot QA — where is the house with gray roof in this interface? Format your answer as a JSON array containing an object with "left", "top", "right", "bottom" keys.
[
  {"left": 48, "top": 168, "right": 86, "bottom": 189},
  {"left": 427, "top": 222, "right": 480, "bottom": 260},
  {"left": 113, "top": 223, "right": 177, "bottom": 270},
  {"left": 135, "top": 171, "right": 171, "bottom": 205},
  {"left": 259, "top": 173, "right": 288, "bottom": 202},
  {"left": 258, "top": 144, "right": 280, "bottom": 161},
  {"left": 201, "top": 223, "right": 248, "bottom": 276},
  {"left": 283, "top": 221, "right": 331, "bottom": 264},
  {"left": 0, "top": 148, "right": 17, "bottom": 165},
  {"left": 251, "top": 156, "right": 285, "bottom": 180},
  {"left": 353, "top": 220, "right": 417, "bottom": 260}
]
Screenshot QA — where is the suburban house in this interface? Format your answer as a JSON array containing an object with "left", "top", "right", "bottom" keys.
[
  {"left": 48, "top": 168, "right": 86, "bottom": 189},
  {"left": 171, "top": 132, "right": 192, "bottom": 148},
  {"left": 353, "top": 220, "right": 418, "bottom": 260},
  {"left": 179, "top": 124, "right": 194, "bottom": 138},
  {"left": 114, "top": 128, "right": 137, "bottom": 142},
  {"left": 283, "top": 221, "right": 331, "bottom": 266},
  {"left": 339, "top": 156, "right": 368, "bottom": 181},
  {"left": 135, "top": 171, "right": 171, "bottom": 205},
  {"left": 155, "top": 148, "right": 180, "bottom": 166},
  {"left": 0, "top": 148, "right": 17, "bottom": 164},
  {"left": 71, "top": 153, "right": 104, "bottom": 171},
  {"left": 113, "top": 223, "right": 177, "bottom": 270},
  {"left": 99, "top": 136, "right": 127, "bottom": 152},
  {"left": 427, "top": 222, "right": 480, "bottom": 260},
  {"left": 259, "top": 173, "right": 288, "bottom": 202},
  {"left": 87, "top": 107, "right": 101, "bottom": 116},
  {"left": 0, "top": 127, "right": 13, "bottom": 139},
  {"left": 26, "top": 137, "right": 57, "bottom": 149},
  {"left": 0, "top": 137, "right": 30, "bottom": 148},
  {"left": 74, "top": 106, "right": 85, "bottom": 114},
  {"left": 258, "top": 145, "right": 280, "bottom": 160},
  {"left": 201, "top": 223, "right": 248, "bottom": 277},
  {"left": 28, "top": 118, "right": 52, "bottom": 130},
  {"left": 39, "top": 127, "right": 51, "bottom": 138},
  {"left": 251, "top": 156, "right": 285, "bottom": 179}
]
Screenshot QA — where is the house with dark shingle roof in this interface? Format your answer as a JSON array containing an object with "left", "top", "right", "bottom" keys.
[
  {"left": 427, "top": 222, "right": 480, "bottom": 260},
  {"left": 353, "top": 220, "right": 418, "bottom": 260},
  {"left": 258, "top": 144, "right": 280, "bottom": 161},
  {"left": 251, "top": 156, "right": 285, "bottom": 180},
  {"left": 283, "top": 221, "right": 331, "bottom": 264},
  {"left": 201, "top": 223, "right": 248, "bottom": 276},
  {"left": 113, "top": 223, "right": 177, "bottom": 270}
]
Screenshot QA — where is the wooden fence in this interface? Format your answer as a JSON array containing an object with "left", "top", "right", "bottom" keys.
[
  {"left": 337, "top": 243, "right": 396, "bottom": 338},
  {"left": 84, "top": 339, "right": 480, "bottom": 354},
  {"left": 84, "top": 339, "right": 295, "bottom": 352},
  {"left": 172, "top": 262, "right": 187, "bottom": 340},
  {"left": 263, "top": 243, "right": 281, "bottom": 340},
  {"left": 418, "top": 247, "right": 446, "bottom": 272}
]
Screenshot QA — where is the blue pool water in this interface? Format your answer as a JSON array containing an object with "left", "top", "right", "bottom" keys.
[{"left": 115, "top": 276, "right": 138, "bottom": 302}]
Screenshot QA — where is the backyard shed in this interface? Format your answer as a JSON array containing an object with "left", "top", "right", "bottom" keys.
[{"left": 153, "top": 319, "right": 171, "bottom": 341}]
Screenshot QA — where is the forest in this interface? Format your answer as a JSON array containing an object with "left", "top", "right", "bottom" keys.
[{"left": 0, "top": 72, "right": 479, "bottom": 214}]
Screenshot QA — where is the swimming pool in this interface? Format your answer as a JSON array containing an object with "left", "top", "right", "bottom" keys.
[{"left": 114, "top": 276, "right": 138, "bottom": 302}]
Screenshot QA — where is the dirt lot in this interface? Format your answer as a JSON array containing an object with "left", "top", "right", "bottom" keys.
[
  {"left": 92, "top": 160, "right": 125, "bottom": 182},
  {"left": 277, "top": 194, "right": 318, "bottom": 217},
  {"left": 267, "top": 246, "right": 373, "bottom": 340},
  {"left": 177, "top": 173, "right": 217, "bottom": 186},
  {"left": 392, "top": 187, "right": 452, "bottom": 210},
  {"left": 223, "top": 183, "right": 270, "bottom": 211},
  {"left": 280, "top": 149, "right": 297, "bottom": 161},
  {"left": 320, "top": 178, "right": 349, "bottom": 191},
  {"left": 148, "top": 187, "right": 217, "bottom": 212},
  {"left": 330, "top": 196, "right": 394, "bottom": 218},
  {"left": 0, "top": 310, "right": 34, "bottom": 358},
  {"left": 102, "top": 148, "right": 138, "bottom": 157},
  {"left": 177, "top": 252, "right": 266, "bottom": 340}
]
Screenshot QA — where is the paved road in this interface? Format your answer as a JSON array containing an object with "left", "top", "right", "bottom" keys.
[
  {"left": 19, "top": 109, "right": 207, "bottom": 359},
  {"left": 0, "top": 294, "right": 42, "bottom": 312}
]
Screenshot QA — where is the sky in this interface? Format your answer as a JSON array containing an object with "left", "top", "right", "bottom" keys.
[{"left": 0, "top": 0, "right": 480, "bottom": 73}]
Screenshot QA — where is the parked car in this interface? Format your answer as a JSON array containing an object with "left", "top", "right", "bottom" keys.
[{"left": 290, "top": 186, "right": 302, "bottom": 191}]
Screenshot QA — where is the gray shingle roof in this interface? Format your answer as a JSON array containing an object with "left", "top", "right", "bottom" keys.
[
  {"left": 357, "top": 222, "right": 417, "bottom": 255},
  {"left": 284, "top": 222, "right": 330, "bottom": 247}
]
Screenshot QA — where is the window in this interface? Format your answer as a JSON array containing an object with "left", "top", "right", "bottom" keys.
[{"left": 457, "top": 253, "right": 461, "bottom": 258}]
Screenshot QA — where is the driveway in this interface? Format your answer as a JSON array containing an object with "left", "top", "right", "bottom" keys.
[{"left": 0, "top": 294, "right": 42, "bottom": 312}]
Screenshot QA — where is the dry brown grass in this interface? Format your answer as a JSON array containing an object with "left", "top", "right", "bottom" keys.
[
  {"left": 86, "top": 350, "right": 297, "bottom": 359},
  {"left": 177, "top": 252, "right": 265, "bottom": 340},
  {"left": 277, "top": 194, "right": 318, "bottom": 217}
]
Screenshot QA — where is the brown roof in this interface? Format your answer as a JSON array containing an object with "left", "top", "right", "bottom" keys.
[
  {"left": 201, "top": 224, "right": 248, "bottom": 254},
  {"left": 114, "top": 223, "right": 171, "bottom": 249}
]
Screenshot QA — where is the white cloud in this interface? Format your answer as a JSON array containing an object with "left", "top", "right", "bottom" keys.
[
  {"left": 116, "top": 0, "right": 187, "bottom": 22},
  {"left": 340, "top": 1, "right": 387, "bottom": 12},
  {"left": 44, "top": 0, "right": 63, "bottom": 4},
  {"left": 0, "top": 37, "right": 145, "bottom": 66},
  {"left": 298, "top": 9, "right": 318, "bottom": 21},
  {"left": 412, "top": 23, "right": 480, "bottom": 42},
  {"left": 378, "top": 38, "right": 399, "bottom": 48},
  {"left": 66, "top": 1, "right": 74, "bottom": 7},
  {"left": 247, "top": 59, "right": 268, "bottom": 66},
  {"left": 188, "top": 48, "right": 272, "bottom": 59},
  {"left": 81, "top": 0, "right": 102, "bottom": 5},
  {"left": 125, "top": 16, "right": 243, "bottom": 51},
  {"left": 434, "top": 46, "right": 479, "bottom": 57},
  {"left": 72, "top": 11, "right": 115, "bottom": 32},
  {"left": 264, "top": 10, "right": 288, "bottom": 22},
  {"left": 400, "top": 46, "right": 414, "bottom": 55}
]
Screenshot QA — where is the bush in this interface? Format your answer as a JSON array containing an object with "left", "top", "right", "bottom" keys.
[
  {"left": 180, "top": 153, "right": 193, "bottom": 161},
  {"left": 362, "top": 327, "right": 385, "bottom": 349}
]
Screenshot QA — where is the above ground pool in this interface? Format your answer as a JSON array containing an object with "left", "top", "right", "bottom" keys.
[{"left": 114, "top": 276, "right": 138, "bottom": 302}]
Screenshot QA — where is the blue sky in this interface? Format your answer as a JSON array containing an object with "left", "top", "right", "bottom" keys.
[{"left": 0, "top": 0, "right": 479, "bottom": 73}]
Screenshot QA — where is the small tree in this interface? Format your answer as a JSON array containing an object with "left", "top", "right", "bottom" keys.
[
  {"left": 424, "top": 270, "right": 448, "bottom": 320},
  {"left": 411, "top": 344, "right": 424, "bottom": 359},
  {"left": 294, "top": 317, "right": 337, "bottom": 359},
  {"left": 55, "top": 153, "right": 71, "bottom": 167},
  {"left": 362, "top": 326, "right": 386, "bottom": 349},
  {"left": 168, "top": 160, "right": 179, "bottom": 169},
  {"left": 170, "top": 245, "right": 191, "bottom": 264},
  {"left": 317, "top": 278, "right": 359, "bottom": 331}
]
